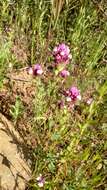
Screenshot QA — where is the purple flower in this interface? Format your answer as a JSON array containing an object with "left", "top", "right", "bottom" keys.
[
  {"left": 33, "top": 64, "right": 43, "bottom": 75},
  {"left": 53, "top": 43, "right": 71, "bottom": 64},
  {"left": 57, "top": 43, "right": 70, "bottom": 55},
  {"left": 36, "top": 174, "right": 45, "bottom": 187},
  {"left": 69, "top": 86, "right": 81, "bottom": 101},
  {"left": 27, "top": 64, "right": 43, "bottom": 76},
  {"left": 64, "top": 86, "right": 81, "bottom": 102},
  {"left": 60, "top": 69, "right": 70, "bottom": 78}
]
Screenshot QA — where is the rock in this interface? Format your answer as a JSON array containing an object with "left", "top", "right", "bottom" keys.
[{"left": 0, "top": 113, "right": 31, "bottom": 190}]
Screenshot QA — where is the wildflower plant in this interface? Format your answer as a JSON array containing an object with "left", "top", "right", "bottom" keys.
[
  {"left": 53, "top": 43, "right": 71, "bottom": 64},
  {"left": 36, "top": 174, "right": 45, "bottom": 187},
  {"left": 60, "top": 69, "right": 70, "bottom": 78},
  {"left": 28, "top": 64, "right": 43, "bottom": 76},
  {"left": 52, "top": 43, "right": 72, "bottom": 80},
  {"left": 0, "top": 1, "right": 107, "bottom": 190}
]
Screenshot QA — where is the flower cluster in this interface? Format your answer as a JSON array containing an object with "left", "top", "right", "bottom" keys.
[
  {"left": 26, "top": 43, "right": 81, "bottom": 109},
  {"left": 53, "top": 43, "right": 72, "bottom": 64},
  {"left": 53, "top": 43, "right": 72, "bottom": 78},
  {"left": 64, "top": 86, "right": 81, "bottom": 102},
  {"left": 27, "top": 43, "right": 71, "bottom": 79},
  {"left": 60, "top": 69, "right": 70, "bottom": 78},
  {"left": 28, "top": 64, "right": 43, "bottom": 76},
  {"left": 36, "top": 174, "right": 45, "bottom": 187}
]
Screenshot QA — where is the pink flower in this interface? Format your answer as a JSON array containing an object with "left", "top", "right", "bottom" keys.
[
  {"left": 57, "top": 43, "right": 70, "bottom": 55},
  {"left": 33, "top": 64, "right": 43, "bottom": 75},
  {"left": 60, "top": 69, "right": 70, "bottom": 78},
  {"left": 36, "top": 174, "right": 45, "bottom": 187},
  {"left": 27, "top": 64, "right": 43, "bottom": 76},
  {"left": 53, "top": 43, "right": 71, "bottom": 64},
  {"left": 69, "top": 86, "right": 81, "bottom": 101},
  {"left": 64, "top": 86, "right": 81, "bottom": 102},
  {"left": 55, "top": 54, "right": 62, "bottom": 63}
]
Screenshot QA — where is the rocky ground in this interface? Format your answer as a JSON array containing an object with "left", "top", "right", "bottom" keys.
[
  {"left": 0, "top": 113, "right": 31, "bottom": 190},
  {"left": 0, "top": 69, "right": 36, "bottom": 190}
]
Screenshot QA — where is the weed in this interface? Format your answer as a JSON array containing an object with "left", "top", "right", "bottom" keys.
[
  {"left": 10, "top": 96, "right": 23, "bottom": 125},
  {"left": 0, "top": 0, "right": 107, "bottom": 190}
]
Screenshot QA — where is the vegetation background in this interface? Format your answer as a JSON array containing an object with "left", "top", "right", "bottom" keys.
[{"left": 0, "top": 0, "right": 107, "bottom": 189}]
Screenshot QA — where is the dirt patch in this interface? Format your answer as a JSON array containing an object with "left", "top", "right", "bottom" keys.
[{"left": 0, "top": 68, "right": 37, "bottom": 148}]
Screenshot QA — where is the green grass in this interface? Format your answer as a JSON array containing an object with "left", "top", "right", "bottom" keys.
[{"left": 0, "top": 0, "right": 107, "bottom": 189}]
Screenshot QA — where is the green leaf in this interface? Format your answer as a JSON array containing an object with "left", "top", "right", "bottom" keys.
[
  {"left": 51, "top": 132, "right": 61, "bottom": 141},
  {"left": 48, "top": 162, "right": 56, "bottom": 173}
]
